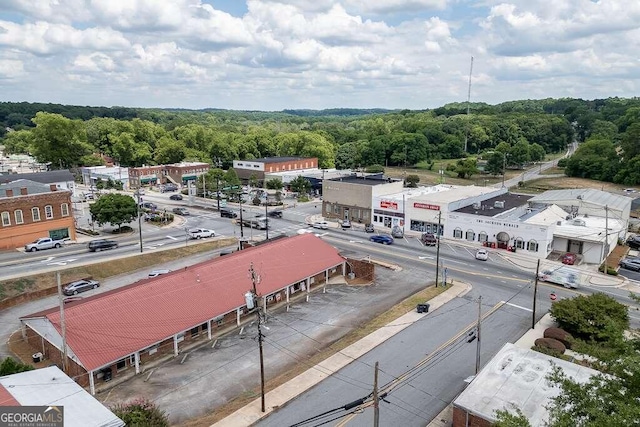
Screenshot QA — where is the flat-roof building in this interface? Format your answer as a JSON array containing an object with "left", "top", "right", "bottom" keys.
[
  {"left": 233, "top": 157, "right": 318, "bottom": 182},
  {"left": 453, "top": 343, "right": 598, "bottom": 427}
]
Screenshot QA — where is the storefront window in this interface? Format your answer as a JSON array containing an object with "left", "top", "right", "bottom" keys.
[
  {"left": 465, "top": 230, "right": 475, "bottom": 241},
  {"left": 478, "top": 232, "right": 488, "bottom": 242},
  {"left": 453, "top": 228, "right": 462, "bottom": 239},
  {"left": 527, "top": 240, "right": 538, "bottom": 252},
  {"left": 515, "top": 237, "right": 525, "bottom": 249}
]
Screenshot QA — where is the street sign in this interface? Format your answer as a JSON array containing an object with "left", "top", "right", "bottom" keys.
[
  {"left": 222, "top": 185, "right": 241, "bottom": 191},
  {"left": 220, "top": 200, "right": 227, "bottom": 207}
]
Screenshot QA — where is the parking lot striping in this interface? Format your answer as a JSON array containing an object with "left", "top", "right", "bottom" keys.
[
  {"left": 503, "top": 302, "right": 533, "bottom": 312},
  {"left": 166, "top": 235, "right": 178, "bottom": 240},
  {"left": 447, "top": 244, "right": 458, "bottom": 254},
  {"left": 464, "top": 247, "right": 474, "bottom": 256}
]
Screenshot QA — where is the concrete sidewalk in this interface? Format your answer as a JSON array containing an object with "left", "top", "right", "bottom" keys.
[{"left": 212, "top": 281, "right": 472, "bottom": 427}]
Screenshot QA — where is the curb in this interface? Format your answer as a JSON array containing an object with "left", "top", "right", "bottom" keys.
[{"left": 212, "top": 281, "right": 471, "bottom": 427}]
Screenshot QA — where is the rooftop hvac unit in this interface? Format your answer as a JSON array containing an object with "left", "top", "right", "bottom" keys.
[
  {"left": 472, "top": 202, "right": 481, "bottom": 209},
  {"left": 572, "top": 219, "right": 586, "bottom": 226},
  {"left": 494, "top": 200, "right": 505, "bottom": 208},
  {"left": 566, "top": 215, "right": 571, "bottom": 220},
  {"left": 557, "top": 221, "right": 562, "bottom": 225}
]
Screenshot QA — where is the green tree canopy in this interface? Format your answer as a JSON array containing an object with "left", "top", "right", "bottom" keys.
[
  {"left": 2, "top": 129, "right": 33, "bottom": 154},
  {"left": 89, "top": 193, "right": 138, "bottom": 231},
  {"left": 266, "top": 178, "right": 283, "bottom": 190},
  {"left": 290, "top": 175, "right": 311, "bottom": 194},
  {"left": 0, "top": 357, "right": 34, "bottom": 376},
  {"left": 549, "top": 293, "right": 629, "bottom": 342},
  {"left": 30, "top": 112, "right": 92, "bottom": 168}
]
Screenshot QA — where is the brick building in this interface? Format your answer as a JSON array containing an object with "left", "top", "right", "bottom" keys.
[
  {"left": 0, "top": 179, "right": 76, "bottom": 249},
  {"left": 128, "top": 162, "right": 210, "bottom": 189},
  {"left": 19, "top": 234, "right": 345, "bottom": 394},
  {"left": 232, "top": 157, "right": 318, "bottom": 182}
]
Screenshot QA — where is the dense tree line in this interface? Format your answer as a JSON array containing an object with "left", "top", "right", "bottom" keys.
[{"left": 1, "top": 98, "right": 637, "bottom": 183}]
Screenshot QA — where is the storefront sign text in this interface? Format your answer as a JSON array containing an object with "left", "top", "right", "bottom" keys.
[
  {"left": 413, "top": 202, "right": 440, "bottom": 211},
  {"left": 380, "top": 200, "right": 398, "bottom": 210}
]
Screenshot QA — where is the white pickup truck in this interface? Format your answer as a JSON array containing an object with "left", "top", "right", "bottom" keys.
[{"left": 25, "top": 237, "right": 65, "bottom": 252}]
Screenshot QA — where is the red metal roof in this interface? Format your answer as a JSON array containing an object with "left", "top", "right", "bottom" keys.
[
  {"left": 25, "top": 234, "right": 344, "bottom": 372},
  {"left": 0, "top": 385, "right": 20, "bottom": 405}
]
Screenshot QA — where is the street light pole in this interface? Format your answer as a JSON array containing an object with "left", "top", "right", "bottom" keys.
[{"left": 135, "top": 191, "right": 143, "bottom": 253}]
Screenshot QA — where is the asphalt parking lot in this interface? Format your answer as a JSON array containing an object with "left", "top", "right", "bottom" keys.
[{"left": 97, "top": 263, "right": 432, "bottom": 424}]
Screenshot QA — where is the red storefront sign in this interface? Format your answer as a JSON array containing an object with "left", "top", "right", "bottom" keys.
[
  {"left": 413, "top": 202, "right": 440, "bottom": 211},
  {"left": 380, "top": 200, "right": 398, "bottom": 210}
]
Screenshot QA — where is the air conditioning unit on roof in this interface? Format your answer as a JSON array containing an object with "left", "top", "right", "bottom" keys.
[
  {"left": 494, "top": 201, "right": 505, "bottom": 208},
  {"left": 472, "top": 202, "right": 481, "bottom": 209}
]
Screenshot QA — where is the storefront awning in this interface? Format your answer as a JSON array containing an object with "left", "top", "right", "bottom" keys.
[
  {"left": 182, "top": 175, "right": 197, "bottom": 181},
  {"left": 140, "top": 177, "right": 157, "bottom": 183}
]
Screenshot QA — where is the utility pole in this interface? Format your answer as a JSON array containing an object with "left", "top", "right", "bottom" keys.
[
  {"left": 249, "top": 263, "right": 266, "bottom": 413},
  {"left": 135, "top": 190, "right": 143, "bottom": 253},
  {"left": 532, "top": 259, "right": 540, "bottom": 329},
  {"left": 373, "top": 361, "right": 380, "bottom": 427},
  {"left": 239, "top": 194, "right": 245, "bottom": 245},
  {"left": 216, "top": 177, "right": 221, "bottom": 213},
  {"left": 265, "top": 201, "right": 269, "bottom": 240},
  {"left": 56, "top": 272, "right": 68, "bottom": 373},
  {"left": 604, "top": 205, "right": 609, "bottom": 274},
  {"left": 434, "top": 211, "right": 442, "bottom": 287},
  {"left": 464, "top": 56, "right": 474, "bottom": 153},
  {"left": 203, "top": 174, "right": 207, "bottom": 199},
  {"left": 475, "top": 295, "right": 482, "bottom": 374}
]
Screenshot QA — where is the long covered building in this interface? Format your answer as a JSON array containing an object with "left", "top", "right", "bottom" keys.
[{"left": 20, "top": 234, "right": 346, "bottom": 394}]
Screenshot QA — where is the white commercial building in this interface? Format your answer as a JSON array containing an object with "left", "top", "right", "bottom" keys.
[
  {"left": 81, "top": 166, "right": 129, "bottom": 189},
  {"left": 446, "top": 191, "right": 625, "bottom": 263},
  {"left": 371, "top": 185, "right": 507, "bottom": 234}
]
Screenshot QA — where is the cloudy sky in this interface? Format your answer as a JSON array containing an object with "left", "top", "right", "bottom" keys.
[{"left": 0, "top": 0, "right": 638, "bottom": 111}]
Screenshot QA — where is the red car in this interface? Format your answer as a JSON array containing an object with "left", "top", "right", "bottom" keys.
[{"left": 561, "top": 253, "right": 577, "bottom": 265}]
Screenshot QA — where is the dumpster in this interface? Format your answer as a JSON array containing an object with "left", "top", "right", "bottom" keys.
[{"left": 416, "top": 303, "right": 430, "bottom": 313}]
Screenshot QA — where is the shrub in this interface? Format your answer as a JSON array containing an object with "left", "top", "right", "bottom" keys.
[
  {"left": 111, "top": 398, "right": 169, "bottom": 427},
  {"left": 532, "top": 345, "right": 567, "bottom": 360},
  {"left": 544, "top": 327, "right": 573, "bottom": 349},
  {"left": 534, "top": 338, "right": 566, "bottom": 354},
  {"left": 557, "top": 158, "right": 568, "bottom": 167},
  {"left": 598, "top": 264, "right": 618, "bottom": 275}
]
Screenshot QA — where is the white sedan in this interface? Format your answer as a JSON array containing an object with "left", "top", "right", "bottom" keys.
[
  {"left": 475, "top": 249, "right": 489, "bottom": 261},
  {"left": 188, "top": 228, "right": 216, "bottom": 239},
  {"left": 312, "top": 221, "right": 329, "bottom": 230}
]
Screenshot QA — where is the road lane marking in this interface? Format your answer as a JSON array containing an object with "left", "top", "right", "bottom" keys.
[
  {"left": 166, "top": 235, "right": 178, "bottom": 240},
  {"left": 447, "top": 244, "right": 457, "bottom": 254},
  {"left": 503, "top": 302, "right": 533, "bottom": 312}
]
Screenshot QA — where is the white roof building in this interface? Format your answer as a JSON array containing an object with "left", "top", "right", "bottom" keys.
[
  {"left": 0, "top": 366, "right": 124, "bottom": 427},
  {"left": 453, "top": 343, "right": 599, "bottom": 427}
]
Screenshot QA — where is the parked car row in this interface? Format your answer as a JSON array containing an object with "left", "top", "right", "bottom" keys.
[{"left": 619, "top": 257, "right": 640, "bottom": 271}]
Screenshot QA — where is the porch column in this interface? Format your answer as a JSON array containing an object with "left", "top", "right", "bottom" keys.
[
  {"left": 286, "top": 286, "right": 290, "bottom": 312},
  {"left": 89, "top": 371, "right": 95, "bottom": 395},
  {"left": 306, "top": 277, "right": 310, "bottom": 302},
  {"left": 236, "top": 308, "right": 242, "bottom": 326},
  {"left": 324, "top": 270, "right": 329, "bottom": 293},
  {"left": 342, "top": 262, "right": 346, "bottom": 276},
  {"left": 173, "top": 335, "right": 179, "bottom": 356},
  {"left": 263, "top": 295, "right": 267, "bottom": 314},
  {"left": 134, "top": 351, "right": 140, "bottom": 374},
  {"left": 207, "top": 320, "right": 212, "bottom": 340}
]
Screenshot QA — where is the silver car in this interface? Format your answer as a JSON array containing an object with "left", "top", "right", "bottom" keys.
[{"left": 63, "top": 279, "right": 100, "bottom": 296}]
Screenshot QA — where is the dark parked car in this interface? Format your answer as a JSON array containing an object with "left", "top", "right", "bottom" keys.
[
  {"left": 267, "top": 210, "right": 283, "bottom": 218},
  {"left": 170, "top": 194, "right": 183, "bottom": 201},
  {"left": 561, "top": 253, "right": 577, "bottom": 265},
  {"left": 88, "top": 239, "right": 118, "bottom": 252},
  {"left": 220, "top": 208, "right": 237, "bottom": 218},
  {"left": 364, "top": 223, "right": 375, "bottom": 233},
  {"left": 63, "top": 279, "right": 100, "bottom": 296},
  {"left": 619, "top": 257, "right": 640, "bottom": 271},
  {"left": 627, "top": 236, "right": 640, "bottom": 250},
  {"left": 421, "top": 233, "right": 437, "bottom": 246},
  {"left": 160, "top": 183, "right": 178, "bottom": 193},
  {"left": 139, "top": 202, "right": 157, "bottom": 210},
  {"left": 370, "top": 234, "right": 394, "bottom": 245},
  {"left": 172, "top": 207, "right": 190, "bottom": 215}
]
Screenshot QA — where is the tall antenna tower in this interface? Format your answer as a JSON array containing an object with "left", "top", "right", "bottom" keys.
[{"left": 464, "top": 56, "right": 474, "bottom": 153}]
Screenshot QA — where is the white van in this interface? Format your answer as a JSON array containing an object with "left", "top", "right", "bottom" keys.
[{"left": 538, "top": 266, "right": 582, "bottom": 288}]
